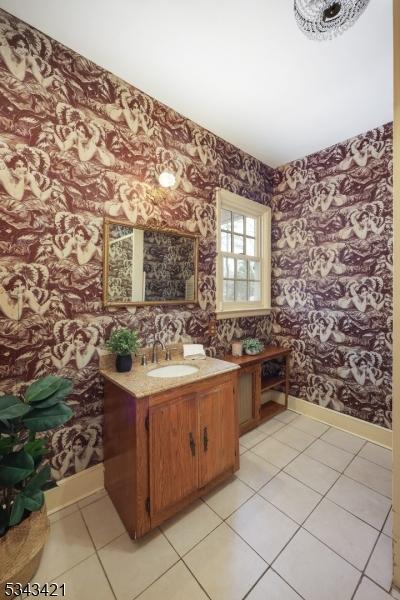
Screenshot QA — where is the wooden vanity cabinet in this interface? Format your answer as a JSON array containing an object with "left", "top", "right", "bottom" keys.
[
  {"left": 225, "top": 346, "right": 291, "bottom": 436},
  {"left": 103, "top": 371, "right": 238, "bottom": 539}
]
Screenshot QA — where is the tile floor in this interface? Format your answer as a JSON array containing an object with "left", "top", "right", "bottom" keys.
[{"left": 32, "top": 411, "right": 397, "bottom": 600}]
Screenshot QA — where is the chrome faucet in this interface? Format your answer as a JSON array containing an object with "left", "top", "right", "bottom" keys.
[{"left": 151, "top": 340, "right": 165, "bottom": 364}]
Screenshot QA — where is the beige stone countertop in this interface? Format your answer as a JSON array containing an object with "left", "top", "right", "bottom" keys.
[{"left": 100, "top": 356, "right": 239, "bottom": 398}]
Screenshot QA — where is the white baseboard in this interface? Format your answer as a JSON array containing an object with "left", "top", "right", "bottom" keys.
[
  {"left": 285, "top": 394, "right": 392, "bottom": 449},
  {"left": 45, "top": 463, "right": 105, "bottom": 514}
]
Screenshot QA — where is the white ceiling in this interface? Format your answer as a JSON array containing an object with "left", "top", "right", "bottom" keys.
[{"left": 0, "top": 0, "right": 393, "bottom": 167}]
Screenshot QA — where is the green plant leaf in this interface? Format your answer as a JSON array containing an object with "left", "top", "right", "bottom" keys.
[
  {"left": 9, "top": 493, "right": 25, "bottom": 527},
  {"left": 22, "top": 403, "right": 73, "bottom": 433},
  {"left": 22, "top": 490, "right": 44, "bottom": 512},
  {"left": 25, "top": 376, "right": 73, "bottom": 404},
  {"left": 0, "top": 395, "right": 30, "bottom": 420},
  {"left": 25, "top": 438, "right": 48, "bottom": 460},
  {"left": 106, "top": 328, "right": 140, "bottom": 355},
  {"left": 24, "top": 464, "right": 51, "bottom": 494},
  {"left": 0, "top": 437, "right": 13, "bottom": 455},
  {"left": 32, "top": 383, "right": 74, "bottom": 409},
  {"left": 0, "top": 450, "right": 34, "bottom": 485},
  {"left": 0, "top": 419, "right": 12, "bottom": 434}
]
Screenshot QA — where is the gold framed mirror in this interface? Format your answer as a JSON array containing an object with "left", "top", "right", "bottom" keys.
[{"left": 103, "top": 219, "right": 199, "bottom": 307}]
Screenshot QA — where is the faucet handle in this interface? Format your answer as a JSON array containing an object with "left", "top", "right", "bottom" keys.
[{"left": 165, "top": 346, "right": 177, "bottom": 361}]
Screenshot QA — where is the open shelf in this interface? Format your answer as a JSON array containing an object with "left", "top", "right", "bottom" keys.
[
  {"left": 261, "top": 375, "right": 285, "bottom": 392},
  {"left": 260, "top": 400, "right": 286, "bottom": 422},
  {"left": 224, "top": 345, "right": 291, "bottom": 434}
]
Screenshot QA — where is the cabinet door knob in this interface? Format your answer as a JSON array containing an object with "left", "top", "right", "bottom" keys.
[
  {"left": 203, "top": 426, "right": 208, "bottom": 452},
  {"left": 189, "top": 432, "right": 196, "bottom": 457}
]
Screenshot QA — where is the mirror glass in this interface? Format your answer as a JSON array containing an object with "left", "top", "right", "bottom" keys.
[{"left": 104, "top": 221, "right": 198, "bottom": 305}]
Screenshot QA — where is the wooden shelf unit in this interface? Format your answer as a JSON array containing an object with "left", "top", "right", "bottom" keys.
[{"left": 225, "top": 346, "right": 291, "bottom": 436}]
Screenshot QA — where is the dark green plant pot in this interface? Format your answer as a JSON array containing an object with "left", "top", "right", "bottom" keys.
[{"left": 116, "top": 354, "right": 132, "bottom": 373}]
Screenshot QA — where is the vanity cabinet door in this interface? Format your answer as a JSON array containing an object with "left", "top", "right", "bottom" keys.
[
  {"left": 198, "top": 381, "right": 236, "bottom": 488},
  {"left": 149, "top": 393, "right": 199, "bottom": 517}
]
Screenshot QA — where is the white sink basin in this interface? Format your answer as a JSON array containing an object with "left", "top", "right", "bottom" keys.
[{"left": 147, "top": 364, "right": 199, "bottom": 378}]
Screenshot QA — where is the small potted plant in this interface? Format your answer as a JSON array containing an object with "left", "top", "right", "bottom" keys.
[
  {"left": 106, "top": 328, "right": 140, "bottom": 373},
  {"left": 242, "top": 338, "right": 264, "bottom": 355},
  {"left": 0, "top": 375, "right": 74, "bottom": 595}
]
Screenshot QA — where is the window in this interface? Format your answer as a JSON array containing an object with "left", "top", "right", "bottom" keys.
[{"left": 216, "top": 188, "right": 271, "bottom": 318}]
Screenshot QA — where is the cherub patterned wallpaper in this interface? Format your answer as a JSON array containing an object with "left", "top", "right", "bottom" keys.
[
  {"left": 271, "top": 123, "right": 393, "bottom": 429},
  {"left": 0, "top": 10, "right": 275, "bottom": 479}
]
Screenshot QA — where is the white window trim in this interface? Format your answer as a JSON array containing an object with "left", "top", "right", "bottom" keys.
[{"left": 216, "top": 188, "right": 271, "bottom": 319}]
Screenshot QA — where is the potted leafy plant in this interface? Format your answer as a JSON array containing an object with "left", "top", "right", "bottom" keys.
[
  {"left": 0, "top": 375, "right": 73, "bottom": 595},
  {"left": 106, "top": 328, "right": 140, "bottom": 372},
  {"left": 242, "top": 338, "right": 264, "bottom": 355}
]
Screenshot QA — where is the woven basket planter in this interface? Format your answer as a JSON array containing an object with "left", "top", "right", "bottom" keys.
[{"left": 0, "top": 505, "right": 49, "bottom": 600}]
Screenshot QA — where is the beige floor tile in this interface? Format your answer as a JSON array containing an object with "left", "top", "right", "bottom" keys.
[
  {"left": 274, "top": 410, "right": 299, "bottom": 424},
  {"left": 37, "top": 554, "right": 115, "bottom": 600},
  {"left": 77, "top": 488, "right": 107, "bottom": 509},
  {"left": 284, "top": 454, "right": 340, "bottom": 494},
  {"left": 136, "top": 561, "right": 208, "bottom": 600},
  {"left": 226, "top": 494, "right": 298, "bottom": 563},
  {"left": 81, "top": 495, "right": 125, "bottom": 549},
  {"left": 274, "top": 529, "right": 360, "bottom": 600},
  {"left": 320, "top": 428, "right": 365, "bottom": 454},
  {"left": 184, "top": 523, "right": 267, "bottom": 600},
  {"left": 366, "top": 533, "right": 393, "bottom": 591},
  {"left": 354, "top": 577, "right": 393, "bottom": 600},
  {"left": 252, "top": 437, "right": 299, "bottom": 469},
  {"left": 240, "top": 428, "right": 268, "bottom": 449},
  {"left": 236, "top": 451, "right": 279, "bottom": 491},
  {"left": 203, "top": 477, "right": 254, "bottom": 519},
  {"left": 48, "top": 503, "right": 79, "bottom": 524},
  {"left": 290, "top": 415, "right": 329, "bottom": 437},
  {"left": 304, "top": 438, "right": 353, "bottom": 472},
  {"left": 161, "top": 499, "right": 221, "bottom": 556},
  {"left": 256, "top": 419, "right": 285, "bottom": 436},
  {"left": 359, "top": 442, "right": 392, "bottom": 470},
  {"left": 304, "top": 498, "right": 379, "bottom": 570},
  {"left": 327, "top": 475, "right": 391, "bottom": 531},
  {"left": 246, "top": 568, "right": 302, "bottom": 600},
  {"left": 383, "top": 510, "right": 393, "bottom": 537},
  {"left": 34, "top": 511, "right": 95, "bottom": 582},
  {"left": 272, "top": 424, "right": 315, "bottom": 451},
  {"left": 259, "top": 472, "right": 322, "bottom": 524},
  {"left": 99, "top": 530, "right": 179, "bottom": 600},
  {"left": 239, "top": 444, "right": 247, "bottom": 455},
  {"left": 345, "top": 456, "right": 392, "bottom": 498}
]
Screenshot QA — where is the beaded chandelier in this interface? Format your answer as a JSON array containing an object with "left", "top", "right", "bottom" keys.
[{"left": 294, "top": 0, "right": 371, "bottom": 40}]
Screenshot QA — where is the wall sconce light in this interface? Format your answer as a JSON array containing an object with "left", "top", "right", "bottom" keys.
[{"left": 158, "top": 171, "right": 176, "bottom": 188}]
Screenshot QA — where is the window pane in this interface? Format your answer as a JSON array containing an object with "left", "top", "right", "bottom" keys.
[
  {"left": 223, "top": 279, "right": 234, "bottom": 301},
  {"left": 236, "top": 259, "right": 247, "bottom": 280},
  {"left": 249, "top": 282, "right": 261, "bottom": 301},
  {"left": 249, "top": 260, "right": 260, "bottom": 280},
  {"left": 233, "top": 235, "right": 244, "bottom": 254},
  {"left": 246, "top": 217, "right": 256, "bottom": 237},
  {"left": 221, "top": 209, "right": 231, "bottom": 231},
  {"left": 235, "top": 280, "right": 247, "bottom": 301},
  {"left": 233, "top": 213, "right": 244, "bottom": 234},
  {"left": 246, "top": 237, "right": 255, "bottom": 256},
  {"left": 221, "top": 231, "right": 231, "bottom": 252},
  {"left": 223, "top": 257, "right": 234, "bottom": 278}
]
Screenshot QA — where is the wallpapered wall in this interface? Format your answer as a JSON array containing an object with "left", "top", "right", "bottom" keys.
[
  {"left": 143, "top": 231, "right": 195, "bottom": 301},
  {"left": 0, "top": 10, "right": 275, "bottom": 479},
  {"left": 271, "top": 123, "right": 393, "bottom": 429}
]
